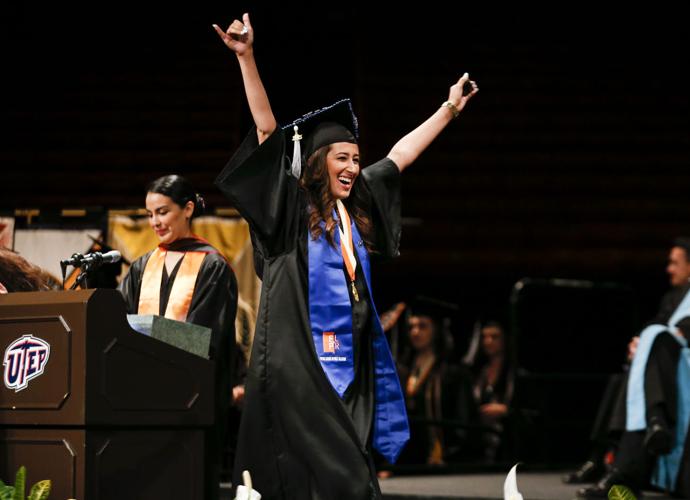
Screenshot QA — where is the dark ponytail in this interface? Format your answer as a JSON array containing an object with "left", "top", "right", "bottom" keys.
[{"left": 147, "top": 175, "right": 205, "bottom": 220}]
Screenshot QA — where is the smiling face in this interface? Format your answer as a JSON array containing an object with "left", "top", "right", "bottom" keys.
[
  {"left": 145, "top": 192, "right": 194, "bottom": 245},
  {"left": 326, "top": 142, "right": 360, "bottom": 200}
]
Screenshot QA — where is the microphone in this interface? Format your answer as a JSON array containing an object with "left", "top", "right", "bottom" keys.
[{"left": 60, "top": 250, "right": 122, "bottom": 268}]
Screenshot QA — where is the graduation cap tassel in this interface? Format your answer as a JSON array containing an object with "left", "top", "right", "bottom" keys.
[{"left": 290, "top": 125, "right": 303, "bottom": 179}]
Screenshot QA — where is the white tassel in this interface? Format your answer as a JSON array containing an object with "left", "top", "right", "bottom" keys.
[
  {"left": 503, "top": 463, "right": 523, "bottom": 500},
  {"left": 291, "top": 125, "right": 303, "bottom": 179},
  {"left": 234, "top": 470, "right": 261, "bottom": 500}
]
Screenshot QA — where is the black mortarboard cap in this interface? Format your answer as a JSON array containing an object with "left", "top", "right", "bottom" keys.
[
  {"left": 407, "top": 295, "right": 459, "bottom": 355},
  {"left": 408, "top": 295, "right": 460, "bottom": 322},
  {"left": 282, "top": 99, "right": 359, "bottom": 178}
]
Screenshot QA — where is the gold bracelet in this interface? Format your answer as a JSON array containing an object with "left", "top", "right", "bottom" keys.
[{"left": 441, "top": 101, "right": 460, "bottom": 119}]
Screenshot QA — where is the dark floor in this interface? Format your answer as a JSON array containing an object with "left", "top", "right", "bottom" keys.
[
  {"left": 221, "top": 472, "right": 676, "bottom": 500},
  {"left": 379, "top": 472, "right": 674, "bottom": 500}
]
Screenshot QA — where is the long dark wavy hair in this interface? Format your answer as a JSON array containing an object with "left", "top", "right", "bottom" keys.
[
  {"left": 0, "top": 248, "right": 52, "bottom": 292},
  {"left": 300, "top": 145, "right": 375, "bottom": 252},
  {"left": 470, "top": 321, "right": 516, "bottom": 405}
]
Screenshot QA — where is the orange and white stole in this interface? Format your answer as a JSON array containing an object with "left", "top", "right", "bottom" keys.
[
  {"left": 336, "top": 199, "right": 359, "bottom": 302},
  {"left": 138, "top": 247, "right": 207, "bottom": 322}
]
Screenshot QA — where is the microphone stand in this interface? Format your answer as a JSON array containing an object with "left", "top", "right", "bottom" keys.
[
  {"left": 67, "top": 254, "right": 104, "bottom": 290},
  {"left": 70, "top": 266, "right": 91, "bottom": 290}
]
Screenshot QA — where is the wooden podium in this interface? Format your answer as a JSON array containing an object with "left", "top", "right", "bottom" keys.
[{"left": 0, "top": 289, "right": 214, "bottom": 500}]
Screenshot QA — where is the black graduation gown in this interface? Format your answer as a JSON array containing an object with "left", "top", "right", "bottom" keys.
[
  {"left": 215, "top": 128, "right": 401, "bottom": 500},
  {"left": 397, "top": 361, "right": 474, "bottom": 465},
  {"left": 118, "top": 239, "right": 238, "bottom": 499}
]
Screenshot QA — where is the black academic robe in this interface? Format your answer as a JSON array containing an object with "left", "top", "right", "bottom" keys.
[
  {"left": 215, "top": 128, "right": 401, "bottom": 500},
  {"left": 650, "top": 283, "right": 690, "bottom": 341},
  {"left": 649, "top": 282, "right": 690, "bottom": 498},
  {"left": 595, "top": 282, "right": 690, "bottom": 496},
  {"left": 118, "top": 239, "right": 238, "bottom": 500},
  {"left": 471, "top": 359, "right": 516, "bottom": 462},
  {"left": 397, "top": 361, "right": 474, "bottom": 465}
]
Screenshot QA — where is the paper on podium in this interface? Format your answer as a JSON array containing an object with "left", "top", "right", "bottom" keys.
[{"left": 127, "top": 314, "right": 211, "bottom": 359}]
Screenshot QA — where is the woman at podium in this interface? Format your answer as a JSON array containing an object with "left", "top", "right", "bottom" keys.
[{"left": 118, "top": 174, "right": 238, "bottom": 500}]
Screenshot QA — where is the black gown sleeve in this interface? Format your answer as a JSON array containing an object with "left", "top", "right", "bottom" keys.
[
  {"left": 187, "top": 254, "right": 239, "bottom": 413},
  {"left": 676, "top": 284, "right": 690, "bottom": 340},
  {"left": 117, "top": 252, "right": 151, "bottom": 314},
  {"left": 187, "top": 255, "right": 237, "bottom": 358},
  {"left": 648, "top": 284, "right": 690, "bottom": 340},
  {"left": 359, "top": 158, "right": 402, "bottom": 258},
  {"left": 214, "top": 128, "right": 301, "bottom": 257},
  {"left": 649, "top": 287, "right": 684, "bottom": 325}
]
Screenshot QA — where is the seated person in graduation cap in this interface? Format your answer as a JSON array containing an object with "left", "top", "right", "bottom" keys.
[
  {"left": 212, "top": 12, "right": 478, "bottom": 500},
  {"left": 117, "top": 174, "right": 238, "bottom": 500},
  {"left": 395, "top": 297, "right": 475, "bottom": 466},
  {"left": 468, "top": 320, "right": 515, "bottom": 463},
  {"left": 576, "top": 237, "right": 690, "bottom": 499}
]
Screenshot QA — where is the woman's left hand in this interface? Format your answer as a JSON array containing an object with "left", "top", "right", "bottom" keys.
[{"left": 447, "top": 73, "right": 479, "bottom": 114}]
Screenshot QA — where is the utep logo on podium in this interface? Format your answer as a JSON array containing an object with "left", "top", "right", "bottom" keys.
[{"left": 3, "top": 334, "right": 51, "bottom": 392}]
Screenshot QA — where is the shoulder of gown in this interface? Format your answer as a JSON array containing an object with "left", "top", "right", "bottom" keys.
[
  {"left": 214, "top": 127, "right": 302, "bottom": 257},
  {"left": 117, "top": 249, "right": 155, "bottom": 314},
  {"left": 360, "top": 157, "right": 402, "bottom": 259}
]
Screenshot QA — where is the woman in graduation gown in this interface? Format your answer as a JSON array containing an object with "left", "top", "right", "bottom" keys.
[
  {"left": 118, "top": 174, "right": 238, "bottom": 500},
  {"left": 395, "top": 301, "right": 475, "bottom": 466},
  {"left": 470, "top": 321, "right": 515, "bottom": 463},
  {"left": 212, "top": 13, "right": 478, "bottom": 500}
]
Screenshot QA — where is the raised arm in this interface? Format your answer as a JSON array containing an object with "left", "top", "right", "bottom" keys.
[
  {"left": 213, "top": 13, "right": 277, "bottom": 144},
  {"left": 387, "top": 73, "right": 478, "bottom": 172}
]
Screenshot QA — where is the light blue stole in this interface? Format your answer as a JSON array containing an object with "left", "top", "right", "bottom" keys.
[
  {"left": 308, "top": 212, "right": 409, "bottom": 463},
  {"left": 625, "top": 287, "right": 690, "bottom": 491}
]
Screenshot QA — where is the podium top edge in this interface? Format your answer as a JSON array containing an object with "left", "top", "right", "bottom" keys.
[{"left": 0, "top": 289, "right": 101, "bottom": 307}]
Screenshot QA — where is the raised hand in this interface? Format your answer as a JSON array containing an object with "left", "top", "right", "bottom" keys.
[
  {"left": 380, "top": 302, "right": 407, "bottom": 332},
  {"left": 447, "top": 73, "right": 479, "bottom": 115},
  {"left": 213, "top": 12, "right": 253, "bottom": 57}
]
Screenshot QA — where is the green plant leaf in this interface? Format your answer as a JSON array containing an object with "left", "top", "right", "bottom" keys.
[
  {"left": 608, "top": 484, "right": 637, "bottom": 500},
  {"left": 27, "top": 480, "right": 50, "bottom": 500},
  {"left": 12, "top": 466, "right": 26, "bottom": 500},
  {"left": 0, "top": 485, "right": 15, "bottom": 500}
]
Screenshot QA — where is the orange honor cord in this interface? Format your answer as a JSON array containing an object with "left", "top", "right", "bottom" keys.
[{"left": 336, "top": 200, "right": 359, "bottom": 302}]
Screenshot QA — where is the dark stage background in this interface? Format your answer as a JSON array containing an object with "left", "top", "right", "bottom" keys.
[{"left": 2, "top": 3, "right": 689, "bottom": 464}]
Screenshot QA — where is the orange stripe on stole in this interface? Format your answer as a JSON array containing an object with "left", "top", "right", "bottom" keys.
[{"left": 138, "top": 248, "right": 207, "bottom": 322}]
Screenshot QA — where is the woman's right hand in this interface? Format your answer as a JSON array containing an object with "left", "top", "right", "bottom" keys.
[
  {"left": 380, "top": 302, "right": 406, "bottom": 332},
  {"left": 213, "top": 12, "right": 253, "bottom": 57},
  {"left": 447, "top": 73, "right": 479, "bottom": 115}
]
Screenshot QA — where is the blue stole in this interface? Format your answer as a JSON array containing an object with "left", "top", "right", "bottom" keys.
[
  {"left": 625, "top": 287, "right": 690, "bottom": 491},
  {"left": 308, "top": 213, "right": 410, "bottom": 463},
  {"left": 653, "top": 343, "right": 690, "bottom": 492}
]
